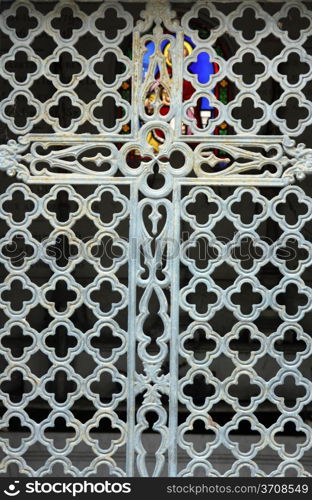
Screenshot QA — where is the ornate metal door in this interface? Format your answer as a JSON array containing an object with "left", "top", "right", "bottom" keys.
[{"left": 0, "top": 0, "right": 312, "bottom": 477}]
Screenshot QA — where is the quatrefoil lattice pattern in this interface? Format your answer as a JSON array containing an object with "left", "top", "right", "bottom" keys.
[
  {"left": 178, "top": 185, "right": 312, "bottom": 476},
  {"left": 0, "top": 184, "right": 129, "bottom": 476},
  {"left": 0, "top": 1, "right": 133, "bottom": 134},
  {"left": 0, "top": 0, "right": 312, "bottom": 136}
]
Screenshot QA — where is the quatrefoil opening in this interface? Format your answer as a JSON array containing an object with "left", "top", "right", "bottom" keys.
[
  {"left": 180, "top": 370, "right": 220, "bottom": 411},
  {"left": 44, "top": 186, "right": 83, "bottom": 228},
  {"left": 0, "top": 275, "right": 37, "bottom": 317},
  {"left": 270, "top": 371, "right": 309, "bottom": 412},
  {"left": 86, "top": 367, "right": 126, "bottom": 409},
  {"left": 181, "top": 277, "right": 222, "bottom": 321},
  {"left": 180, "top": 323, "right": 220, "bottom": 366},
  {"left": 268, "top": 324, "right": 310, "bottom": 368},
  {"left": 0, "top": 368, "right": 34, "bottom": 405},
  {"left": 44, "top": 368, "right": 79, "bottom": 406},
  {"left": 86, "top": 276, "right": 127, "bottom": 319},
  {"left": 225, "top": 416, "right": 265, "bottom": 459},
  {"left": 1, "top": 185, "right": 38, "bottom": 227},
  {"left": 225, "top": 277, "right": 268, "bottom": 321},
  {"left": 270, "top": 416, "right": 310, "bottom": 460},
  {"left": 42, "top": 276, "right": 82, "bottom": 317},
  {"left": 225, "top": 370, "right": 265, "bottom": 411},
  {"left": 41, "top": 414, "right": 78, "bottom": 454},
  {"left": 180, "top": 415, "right": 220, "bottom": 457},
  {"left": 0, "top": 412, "right": 34, "bottom": 453},
  {"left": 0, "top": 229, "right": 38, "bottom": 272},
  {"left": 86, "top": 412, "right": 125, "bottom": 454},
  {"left": 41, "top": 319, "right": 82, "bottom": 363},
  {"left": 86, "top": 319, "right": 126, "bottom": 364},
  {"left": 5, "top": 5, "right": 40, "bottom": 41},
  {"left": 0, "top": 320, "right": 35, "bottom": 362}
]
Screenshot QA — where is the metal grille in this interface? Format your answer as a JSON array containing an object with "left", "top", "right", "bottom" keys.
[{"left": 0, "top": 0, "right": 312, "bottom": 477}]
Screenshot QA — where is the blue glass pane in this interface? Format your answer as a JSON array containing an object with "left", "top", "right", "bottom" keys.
[
  {"left": 143, "top": 41, "right": 155, "bottom": 78},
  {"left": 188, "top": 52, "right": 214, "bottom": 84},
  {"left": 201, "top": 97, "right": 213, "bottom": 111}
]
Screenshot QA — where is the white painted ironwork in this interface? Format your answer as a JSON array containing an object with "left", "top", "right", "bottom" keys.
[{"left": 0, "top": 0, "right": 312, "bottom": 477}]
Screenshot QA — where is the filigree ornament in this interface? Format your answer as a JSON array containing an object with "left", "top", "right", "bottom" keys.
[
  {"left": 0, "top": 141, "right": 27, "bottom": 176},
  {"left": 2, "top": 135, "right": 312, "bottom": 186},
  {"left": 135, "top": 405, "right": 168, "bottom": 477},
  {"left": 280, "top": 140, "right": 312, "bottom": 184}
]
